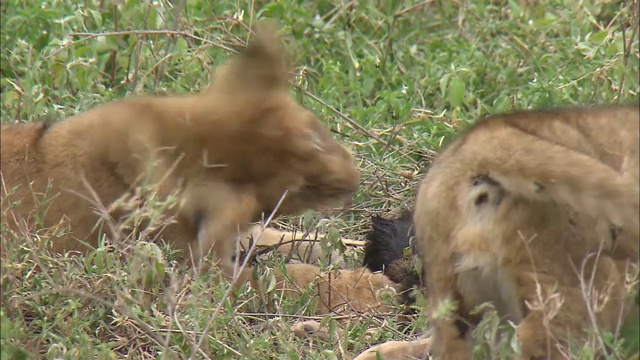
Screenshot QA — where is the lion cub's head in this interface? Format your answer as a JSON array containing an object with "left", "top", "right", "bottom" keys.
[{"left": 196, "top": 20, "right": 360, "bottom": 219}]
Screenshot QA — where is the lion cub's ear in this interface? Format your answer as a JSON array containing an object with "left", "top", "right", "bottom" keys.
[{"left": 208, "top": 19, "right": 291, "bottom": 93}]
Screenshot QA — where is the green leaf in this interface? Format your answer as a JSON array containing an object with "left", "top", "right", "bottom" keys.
[
  {"left": 447, "top": 77, "right": 465, "bottom": 108},
  {"left": 266, "top": 273, "right": 276, "bottom": 293},
  {"left": 589, "top": 30, "right": 608, "bottom": 44},
  {"left": 89, "top": 10, "right": 102, "bottom": 28},
  {"left": 439, "top": 73, "right": 450, "bottom": 98}
]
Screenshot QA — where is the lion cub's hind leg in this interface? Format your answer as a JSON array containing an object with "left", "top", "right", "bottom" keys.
[
  {"left": 458, "top": 177, "right": 629, "bottom": 359},
  {"left": 515, "top": 254, "right": 628, "bottom": 360}
]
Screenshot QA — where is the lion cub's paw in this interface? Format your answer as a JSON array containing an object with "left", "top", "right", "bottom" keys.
[
  {"left": 353, "top": 338, "right": 432, "bottom": 360},
  {"left": 291, "top": 320, "right": 344, "bottom": 343}
]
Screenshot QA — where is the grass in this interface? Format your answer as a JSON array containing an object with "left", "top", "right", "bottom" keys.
[{"left": 1, "top": 0, "right": 639, "bottom": 359}]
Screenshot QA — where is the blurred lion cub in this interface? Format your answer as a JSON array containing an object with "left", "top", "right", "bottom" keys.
[
  {"left": 412, "top": 105, "right": 639, "bottom": 359},
  {"left": 0, "top": 20, "right": 360, "bottom": 278}
]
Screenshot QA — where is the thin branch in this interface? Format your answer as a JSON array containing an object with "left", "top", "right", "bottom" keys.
[{"left": 47, "top": 29, "right": 235, "bottom": 59}]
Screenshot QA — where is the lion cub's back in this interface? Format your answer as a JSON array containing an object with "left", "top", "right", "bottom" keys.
[
  {"left": 497, "top": 105, "right": 639, "bottom": 173},
  {"left": 1, "top": 121, "right": 48, "bottom": 174},
  {"left": 1, "top": 121, "right": 49, "bottom": 235}
]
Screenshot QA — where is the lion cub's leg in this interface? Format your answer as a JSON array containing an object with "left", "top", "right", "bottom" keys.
[
  {"left": 166, "top": 181, "right": 258, "bottom": 277},
  {"left": 353, "top": 338, "right": 432, "bottom": 360},
  {"left": 515, "top": 256, "right": 629, "bottom": 359},
  {"left": 234, "top": 263, "right": 398, "bottom": 315},
  {"left": 239, "top": 225, "right": 330, "bottom": 264},
  {"left": 421, "top": 261, "right": 475, "bottom": 360},
  {"left": 135, "top": 155, "right": 259, "bottom": 276},
  {"left": 429, "top": 319, "right": 473, "bottom": 360}
]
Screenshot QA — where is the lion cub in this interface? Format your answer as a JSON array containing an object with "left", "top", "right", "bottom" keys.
[
  {"left": 413, "top": 105, "right": 639, "bottom": 359},
  {"left": 235, "top": 262, "right": 399, "bottom": 316},
  {"left": 0, "top": 21, "right": 360, "bottom": 277}
]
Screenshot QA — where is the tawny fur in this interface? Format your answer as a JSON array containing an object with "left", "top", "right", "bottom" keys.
[
  {"left": 0, "top": 21, "right": 359, "bottom": 278},
  {"left": 235, "top": 262, "right": 399, "bottom": 315},
  {"left": 290, "top": 319, "right": 345, "bottom": 343},
  {"left": 353, "top": 338, "right": 432, "bottom": 360},
  {"left": 412, "top": 105, "right": 639, "bottom": 359},
  {"left": 231, "top": 221, "right": 411, "bottom": 316},
  {"left": 238, "top": 224, "right": 364, "bottom": 266}
]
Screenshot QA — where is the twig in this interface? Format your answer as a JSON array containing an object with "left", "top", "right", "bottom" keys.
[
  {"left": 302, "top": 89, "right": 418, "bottom": 164},
  {"left": 393, "top": 0, "right": 435, "bottom": 18},
  {"left": 47, "top": 30, "right": 235, "bottom": 59},
  {"left": 154, "top": 0, "right": 187, "bottom": 89}
]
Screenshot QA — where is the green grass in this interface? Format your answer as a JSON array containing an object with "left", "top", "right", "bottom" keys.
[{"left": 1, "top": 0, "right": 638, "bottom": 359}]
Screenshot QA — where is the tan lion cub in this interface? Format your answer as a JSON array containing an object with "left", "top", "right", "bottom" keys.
[
  {"left": 412, "top": 105, "right": 639, "bottom": 359},
  {"left": 0, "top": 20, "right": 359, "bottom": 278}
]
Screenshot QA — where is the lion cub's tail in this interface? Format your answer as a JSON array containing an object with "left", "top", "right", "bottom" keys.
[{"left": 469, "top": 119, "right": 639, "bottom": 257}]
